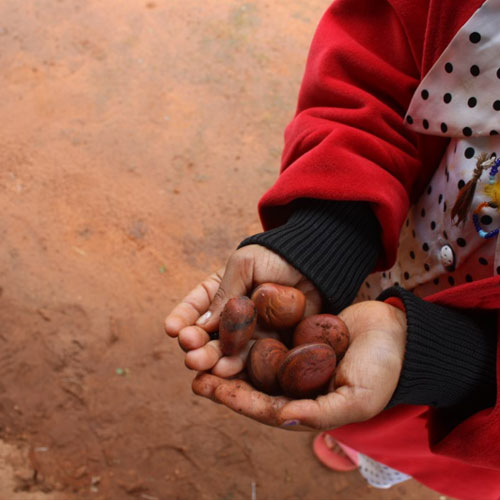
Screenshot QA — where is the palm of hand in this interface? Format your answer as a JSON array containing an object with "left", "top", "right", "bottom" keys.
[
  {"left": 165, "top": 245, "right": 322, "bottom": 377},
  {"left": 324, "top": 301, "right": 407, "bottom": 426},
  {"left": 165, "top": 244, "right": 407, "bottom": 430},
  {"left": 192, "top": 301, "right": 407, "bottom": 430}
]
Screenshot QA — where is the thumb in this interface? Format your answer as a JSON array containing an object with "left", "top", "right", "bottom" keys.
[
  {"left": 278, "top": 386, "right": 374, "bottom": 430},
  {"left": 196, "top": 251, "right": 255, "bottom": 332}
]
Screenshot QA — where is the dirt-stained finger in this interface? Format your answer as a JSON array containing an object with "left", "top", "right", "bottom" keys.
[
  {"left": 165, "top": 271, "right": 223, "bottom": 337},
  {"left": 211, "top": 340, "right": 254, "bottom": 378},
  {"left": 178, "top": 326, "right": 211, "bottom": 351},
  {"left": 192, "top": 372, "right": 224, "bottom": 403},
  {"left": 212, "top": 379, "right": 289, "bottom": 427},
  {"left": 276, "top": 385, "right": 371, "bottom": 430},
  {"left": 185, "top": 340, "right": 223, "bottom": 371},
  {"left": 192, "top": 373, "right": 291, "bottom": 427},
  {"left": 195, "top": 253, "right": 255, "bottom": 333}
]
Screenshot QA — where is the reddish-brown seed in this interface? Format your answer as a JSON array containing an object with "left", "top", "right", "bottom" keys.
[
  {"left": 278, "top": 343, "right": 336, "bottom": 399},
  {"left": 293, "top": 314, "right": 350, "bottom": 359},
  {"left": 251, "top": 283, "right": 306, "bottom": 330},
  {"left": 247, "top": 338, "right": 289, "bottom": 394},
  {"left": 219, "top": 297, "right": 257, "bottom": 356}
]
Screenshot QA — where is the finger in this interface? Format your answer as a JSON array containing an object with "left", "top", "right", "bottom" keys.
[
  {"left": 191, "top": 372, "right": 222, "bottom": 403},
  {"left": 165, "top": 271, "right": 223, "bottom": 337},
  {"left": 178, "top": 326, "right": 211, "bottom": 352},
  {"left": 185, "top": 341, "right": 223, "bottom": 371},
  {"left": 295, "top": 279, "right": 323, "bottom": 318},
  {"left": 277, "top": 385, "right": 372, "bottom": 430},
  {"left": 195, "top": 252, "right": 256, "bottom": 332},
  {"left": 192, "top": 373, "right": 290, "bottom": 426},
  {"left": 211, "top": 341, "right": 254, "bottom": 378}
]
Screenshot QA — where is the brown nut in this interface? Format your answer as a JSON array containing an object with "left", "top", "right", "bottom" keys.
[
  {"left": 251, "top": 283, "right": 306, "bottom": 330},
  {"left": 219, "top": 297, "right": 257, "bottom": 356},
  {"left": 293, "top": 314, "right": 350, "bottom": 359},
  {"left": 278, "top": 343, "right": 336, "bottom": 399},
  {"left": 247, "top": 338, "right": 288, "bottom": 394}
]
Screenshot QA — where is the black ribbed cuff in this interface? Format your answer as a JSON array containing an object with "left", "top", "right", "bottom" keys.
[
  {"left": 379, "top": 287, "right": 497, "bottom": 410},
  {"left": 239, "top": 199, "right": 381, "bottom": 313}
]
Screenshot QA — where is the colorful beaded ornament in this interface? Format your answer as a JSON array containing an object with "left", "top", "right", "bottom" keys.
[{"left": 472, "top": 155, "right": 500, "bottom": 239}]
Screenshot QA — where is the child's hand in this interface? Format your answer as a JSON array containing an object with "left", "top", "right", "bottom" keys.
[
  {"left": 164, "top": 244, "right": 322, "bottom": 377},
  {"left": 191, "top": 301, "right": 407, "bottom": 430}
]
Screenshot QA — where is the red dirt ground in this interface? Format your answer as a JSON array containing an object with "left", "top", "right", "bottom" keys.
[{"left": 0, "top": 1, "right": 451, "bottom": 499}]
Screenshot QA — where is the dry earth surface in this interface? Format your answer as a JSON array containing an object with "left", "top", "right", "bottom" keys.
[{"left": 0, "top": 1, "right": 454, "bottom": 499}]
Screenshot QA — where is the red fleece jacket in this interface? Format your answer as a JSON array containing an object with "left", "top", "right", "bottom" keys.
[{"left": 257, "top": 1, "right": 500, "bottom": 499}]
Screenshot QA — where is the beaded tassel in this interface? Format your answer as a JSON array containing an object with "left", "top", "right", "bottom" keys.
[
  {"left": 471, "top": 156, "right": 500, "bottom": 239},
  {"left": 489, "top": 157, "right": 500, "bottom": 184},
  {"left": 451, "top": 152, "right": 495, "bottom": 226}
]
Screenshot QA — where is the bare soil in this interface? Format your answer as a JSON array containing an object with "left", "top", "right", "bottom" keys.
[{"left": 0, "top": 1, "right": 447, "bottom": 498}]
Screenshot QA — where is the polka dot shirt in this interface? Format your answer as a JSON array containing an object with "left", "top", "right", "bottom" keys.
[
  {"left": 357, "top": 453, "right": 411, "bottom": 489},
  {"left": 357, "top": 0, "right": 500, "bottom": 302},
  {"left": 405, "top": 0, "right": 500, "bottom": 137}
]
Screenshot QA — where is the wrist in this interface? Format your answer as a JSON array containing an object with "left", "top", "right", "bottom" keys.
[
  {"left": 378, "top": 287, "right": 497, "bottom": 410},
  {"left": 239, "top": 198, "right": 381, "bottom": 313}
]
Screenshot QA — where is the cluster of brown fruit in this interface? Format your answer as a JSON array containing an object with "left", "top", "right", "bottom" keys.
[{"left": 218, "top": 283, "right": 350, "bottom": 399}]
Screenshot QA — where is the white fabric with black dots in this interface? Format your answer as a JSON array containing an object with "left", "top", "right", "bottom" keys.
[
  {"left": 357, "top": 0, "right": 500, "bottom": 302},
  {"left": 357, "top": 453, "right": 411, "bottom": 489},
  {"left": 405, "top": 0, "right": 500, "bottom": 137}
]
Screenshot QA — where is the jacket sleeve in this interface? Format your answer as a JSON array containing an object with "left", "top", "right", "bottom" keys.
[
  {"left": 240, "top": 199, "right": 381, "bottom": 313},
  {"left": 256, "top": 0, "right": 450, "bottom": 270},
  {"left": 379, "top": 287, "right": 497, "bottom": 414},
  {"left": 407, "top": 279, "right": 500, "bottom": 471}
]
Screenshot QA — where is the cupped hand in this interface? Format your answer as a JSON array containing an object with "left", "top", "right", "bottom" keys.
[
  {"left": 192, "top": 300, "right": 407, "bottom": 431},
  {"left": 164, "top": 244, "right": 322, "bottom": 376}
]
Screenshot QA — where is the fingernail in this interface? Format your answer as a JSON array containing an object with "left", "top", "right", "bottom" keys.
[
  {"left": 196, "top": 311, "right": 212, "bottom": 325},
  {"left": 281, "top": 419, "right": 301, "bottom": 427}
]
